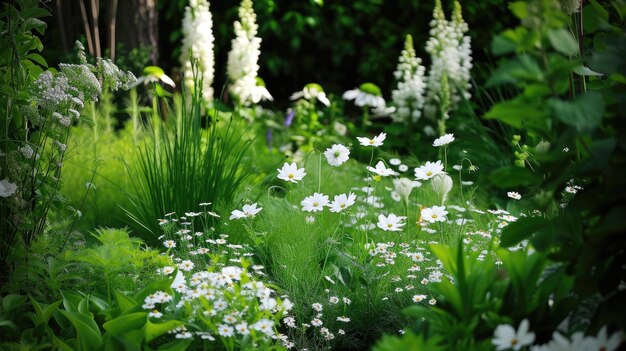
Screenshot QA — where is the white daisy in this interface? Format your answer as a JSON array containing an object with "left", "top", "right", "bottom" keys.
[
  {"left": 277, "top": 162, "right": 306, "bottom": 183},
  {"left": 229, "top": 203, "right": 263, "bottom": 220},
  {"left": 217, "top": 324, "right": 235, "bottom": 337},
  {"left": 301, "top": 193, "right": 329, "bottom": 212},
  {"left": 290, "top": 83, "right": 330, "bottom": 106},
  {"left": 357, "top": 132, "right": 387, "bottom": 147},
  {"left": 414, "top": 160, "right": 445, "bottom": 180},
  {"left": 343, "top": 83, "right": 386, "bottom": 108},
  {"left": 367, "top": 161, "right": 398, "bottom": 177},
  {"left": 433, "top": 133, "right": 455, "bottom": 147},
  {"left": 324, "top": 144, "right": 350, "bottom": 167},
  {"left": 421, "top": 206, "right": 448, "bottom": 223},
  {"left": 329, "top": 193, "right": 357, "bottom": 213},
  {"left": 377, "top": 213, "right": 406, "bottom": 231},
  {"left": 492, "top": 319, "right": 535, "bottom": 351},
  {"left": 507, "top": 191, "right": 522, "bottom": 200}
]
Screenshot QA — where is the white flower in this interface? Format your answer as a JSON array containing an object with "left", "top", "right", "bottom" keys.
[
  {"left": 336, "top": 316, "right": 351, "bottom": 323},
  {"left": 235, "top": 322, "right": 250, "bottom": 335},
  {"left": 507, "top": 192, "right": 522, "bottom": 200},
  {"left": 329, "top": 193, "right": 356, "bottom": 213},
  {"left": 377, "top": 213, "right": 406, "bottom": 231},
  {"left": 324, "top": 144, "right": 350, "bottom": 167},
  {"left": 393, "top": 178, "right": 414, "bottom": 203},
  {"left": 412, "top": 294, "right": 427, "bottom": 303},
  {"left": 290, "top": 83, "right": 330, "bottom": 106},
  {"left": 163, "top": 240, "right": 176, "bottom": 249},
  {"left": 277, "top": 162, "right": 306, "bottom": 183},
  {"left": 431, "top": 174, "right": 453, "bottom": 203},
  {"left": 389, "top": 158, "right": 402, "bottom": 166},
  {"left": 301, "top": 193, "right": 329, "bottom": 212},
  {"left": 227, "top": 0, "right": 269, "bottom": 106},
  {"left": 398, "top": 164, "right": 409, "bottom": 172},
  {"left": 180, "top": 0, "right": 215, "bottom": 103},
  {"left": 589, "top": 326, "right": 623, "bottom": 351},
  {"left": 357, "top": 132, "right": 387, "bottom": 147},
  {"left": 367, "top": 161, "right": 398, "bottom": 177},
  {"left": 148, "top": 309, "right": 163, "bottom": 318},
  {"left": 343, "top": 83, "right": 386, "bottom": 108},
  {"left": 218, "top": 324, "right": 235, "bottom": 337},
  {"left": 311, "top": 303, "right": 323, "bottom": 312},
  {"left": 492, "top": 319, "right": 535, "bottom": 351},
  {"left": 0, "top": 178, "right": 17, "bottom": 198},
  {"left": 179, "top": 260, "right": 195, "bottom": 271},
  {"left": 391, "top": 34, "right": 427, "bottom": 124},
  {"left": 414, "top": 161, "right": 445, "bottom": 180},
  {"left": 229, "top": 203, "right": 263, "bottom": 220},
  {"left": 433, "top": 133, "right": 455, "bottom": 147},
  {"left": 421, "top": 206, "right": 448, "bottom": 223},
  {"left": 252, "top": 319, "right": 274, "bottom": 336},
  {"left": 311, "top": 318, "right": 323, "bottom": 327}
]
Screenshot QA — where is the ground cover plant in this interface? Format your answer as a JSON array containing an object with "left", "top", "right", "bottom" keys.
[{"left": 1, "top": 0, "right": 625, "bottom": 350}]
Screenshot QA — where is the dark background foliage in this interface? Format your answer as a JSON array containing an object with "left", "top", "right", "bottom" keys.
[{"left": 42, "top": 0, "right": 515, "bottom": 108}]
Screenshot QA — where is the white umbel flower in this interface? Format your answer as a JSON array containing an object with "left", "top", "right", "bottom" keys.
[
  {"left": 180, "top": 0, "right": 215, "bottom": 103},
  {"left": 391, "top": 34, "right": 427, "bottom": 124},
  {"left": 227, "top": 0, "right": 271, "bottom": 106}
]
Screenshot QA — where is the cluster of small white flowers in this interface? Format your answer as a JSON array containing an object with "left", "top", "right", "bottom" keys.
[
  {"left": 423, "top": 0, "right": 473, "bottom": 120},
  {"left": 391, "top": 34, "right": 427, "bottom": 124},
  {"left": 180, "top": 0, "right": 215, "bottom": 103},
  {"left": 227, "top": 0, "right": 272, "bottom": 106}
]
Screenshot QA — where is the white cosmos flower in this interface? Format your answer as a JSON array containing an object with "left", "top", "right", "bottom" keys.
[
  {"left": 324, "top": 144, "right": 350, "bottom": 167},
  {"left": 492, "top": 319, "right": 535, "bottom": 351},
  {"left": 357, "top": 132, "right": 387, "bottom": 147},
  {"left": 329, "top": 193, "right": 356, "bottom": 212},
  {"left": 0, "top": 178, "right": 17, "bottom": 198},
  {"left": 301, "top": 192, "right": 329, "bottom": 212},
  {"left": 367, "top": 161, "right": 398, "bottom": 177},
  {"left": 507, "top": 191, "right": 522, "bottom": 200},
  {"left": 377, "top": 213, "right": 406, "bottom": 231},
  {"left": 229, "top": 203, "right": 262, "bottom": 220},
  {"left": 277, "top": 162, "right": 306, "bottom": 183},
  {"left": 290, "top": 83, "right": 330, "bottom": 106},
  {"left": 433, "top": 133, "right": 455, "bottom": 147},
  {"left": 421, "top": 206, "right": 448, "bottom": 223},
  {"left": 414, "top": 160, "right": 445, "bottom": 180}
]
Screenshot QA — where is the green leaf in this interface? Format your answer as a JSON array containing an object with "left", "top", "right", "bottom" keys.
[
  {"left": 157, "top": 339, "right": 192, "bottom": 351},
  {"left": 52, "top": 335, "right": 75, "bottom": 351},
  {"left": 103, "top": 312, "right": 147, "bottom": 337},
  {"left": 26, "top": 53, "right": 48, "bottom": 67},
  {"left": 548, "top": 91, "right": 605, "bottom": 132},
  {"left": 0, "top": 320, "right": 17, "bottom": 331},
  {"left": 115, "top": 292, "right": 138, "bottom": 314},
  {"left": 584, "top": 0, "right": 610, "bottom": 32},
  {"left": 500, "top": 216, "right": 550, "bottom": 247},
  {"left": 484, "top": 98, "right": 547, "bottom": 130},
  {"left": 144, "top": 320, "right": 183, "bottom": 343},
  {"left": 2, "top": 294, "right": 27, "bottom": 311},
  {"left": 548, "top": 28, "right": 579, "bottom": 56},
  {"left": 509, "top": 1, "right": 528, "bottom": 19},
  {"left": 59, "top": 310, "right": 103, "bottom": 351},
  {"left": 24, "top": 17, "right": 47, "bottom": 34},
  {"left": 489, "top": 166, "right": 542, "bottom": 188}
]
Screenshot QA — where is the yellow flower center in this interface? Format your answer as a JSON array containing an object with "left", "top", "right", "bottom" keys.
[
  {"left": 387, "top": 223, "right": 393, "bottom": 228},
  {"left": 288, "top": 173, "right": 294, "bottom": 178},
  {"left": 369, "top": 139, "right": 375, "bottom": 144},
  {"left": 340, "top": 204, "right": 345, "bottom": 208},
  {"left": 431, "top": 214, "right": 437, "bottom": 219},
  {"left": 426, "top": 171, "right": 433, "bottom": 176},
  {"left": 313, "top": 202, "right": 319, "bottom": 207}
]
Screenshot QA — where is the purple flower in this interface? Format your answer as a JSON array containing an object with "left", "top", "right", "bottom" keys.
[{"left": 284, "top": 110, "right": 295, "bottom": 127}]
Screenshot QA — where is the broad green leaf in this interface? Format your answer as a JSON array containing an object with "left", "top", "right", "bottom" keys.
[
  {"left": 0, "top": 320, "right": 17, "bottom": 331},
  {"left": 103, "top": 312, "right": 147, "bottom": 337},
  {"left": 548, "top": 91, "right": 605, "bottom": 132},
  {"left": 489, "top": 166, "right": 542, "bottom": 188},
  {"left": 491, "top": 34, "right": 517, "bottom": 55},
  {"left": 115, "top": 292, "right": 138, "bottom": 314},
  {"left": 157, "top": 339, "right": 192, "bottom": 351},
  {"left": 573, "top": 65, "right": 603, "bottom": 76},
  {"left": 499, "top": 216, "right": 550, "bottom": 247},
  {"left": 52, "top": 335, "right": 75, "bottom": 351},
  {"left": 509, "top": 1, "right": 528, "bottom": 19},
  {"left": 548, "top": 28, "right": 579, "bottom": 56},
  {"left": 484, "top": 99, "right": 547, "bottom": 130},
  {"left": 2, "top": 294, "right": 27, "bottom": 311},
  {"left": 584, "top": 0, "right": 610, "bottom": 32},
  {"left": 144, "top": 319, "right": 183, "bottom": 343},
  {"left": 59, "top": 310, "right": 103, "bottom": 351}
]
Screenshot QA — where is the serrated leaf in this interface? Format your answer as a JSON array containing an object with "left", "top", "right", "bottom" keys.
[
  {"left": 548, "top": 28, "right": 579, "bottom": 56},
  {"left": 500, "top": 216, "right": 550, "bottom": 247}
]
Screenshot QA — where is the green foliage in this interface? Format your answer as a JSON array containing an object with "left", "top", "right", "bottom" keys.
[
  {"left": 126, "top": 75, "right": 253, "bottom": 242},
  {"left": 372, "top": 331, "right": 444, "bottom": 351}
]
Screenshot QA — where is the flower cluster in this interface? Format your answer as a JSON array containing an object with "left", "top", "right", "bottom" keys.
[
  {"left": 227, "top": 0, "right": 272, "bottom": 106},
  {"left": 423, "top": 0, "right": 473, "bottom": 121},
  {"left": 391, "top": 34, "right": 427, "bottom": 124},
  {"left": 180, "top": 0, "right": 215, "bottom": 103}
]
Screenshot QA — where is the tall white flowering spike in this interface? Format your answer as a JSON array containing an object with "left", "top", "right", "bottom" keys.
[
  {"left": 227, "top": 0, "right": 271, "bottom": 106},
  {"left": 424, "top": 0, "right": 473, "bottom": 120},
  {"left": 391, "top": 34, "right": 427, "bottom": 124},
  {"left": 180, "top": 0, "right": 215, "bottom": 103}
]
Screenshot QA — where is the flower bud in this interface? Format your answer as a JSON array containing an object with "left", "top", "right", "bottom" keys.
[{"left": 431, "top": 174, "right": 453, "bottom": 204}]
